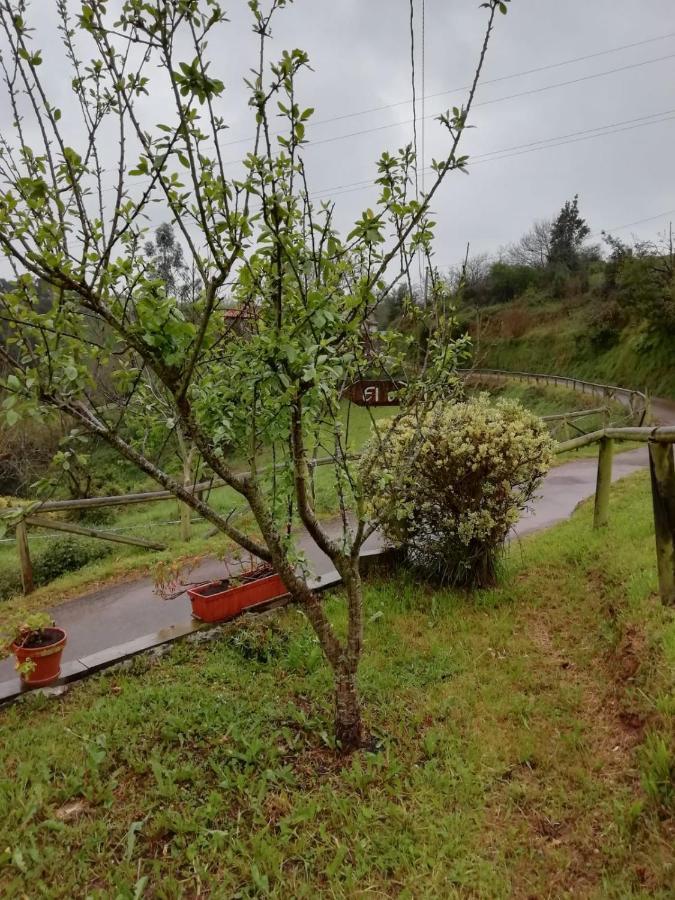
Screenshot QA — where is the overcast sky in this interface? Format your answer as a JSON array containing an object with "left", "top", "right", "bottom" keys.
[
  {"left": 2, "top": 0, "right": 674, "bottom": 275},
  {"left": 264, "top": 0, "right": 675, "bottom": 267}
]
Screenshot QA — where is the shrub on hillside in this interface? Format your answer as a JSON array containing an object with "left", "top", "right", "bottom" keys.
[
  {"left": 488, "top": 262, "right": 538, "bottom": 304},
  {"left": 499, "top": 306, "right": 532, "bottom": 339},
  {"left": 32, "top": 538, "right": 111, "bottom": 585},
  {"left": 0, "top": 537, "right": 111, "bottom": 601},
  {"left": 586, "top": 298, "right": 627, "bottom": 349},
  {"left": 359, "top": 396, "right": 553, "bottom": 588}
]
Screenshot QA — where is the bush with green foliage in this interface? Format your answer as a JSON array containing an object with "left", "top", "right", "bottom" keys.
[
  {"left": 359, "top": 395, "right": 553, "bottom": 588},
  {"left": 0, "top": 537, "right": 111, "bottom": 601},
  {"left": 586, "top": 298, "right": 627, "bottom": 349},
  {"left": 32, "top": 537, "right": 111, "bottom": 584},
  {"left": 488, "top": 262, "right": 538, "bottom": 303}
]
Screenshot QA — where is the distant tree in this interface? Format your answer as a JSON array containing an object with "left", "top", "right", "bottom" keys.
[
  {"left": 373, "top": 283, "right": 408, "bottom": 330},
  {"left": 604, "top": 229, "right": 675, "bottom": 331},
  {"left": 144, "top": 222, "right": 200, "bottom": 308},
  {"left": 504, "top": 218, "right": 552, "bottom": 268},
  {"left": 548, "top": 194, "right": 590, "bottom": 270},
  {"left": 447, "top": 252, "right": 493, "bottom": 307},
  {"left": 601, "top": 233, "right": 632, "bottom": 294}
]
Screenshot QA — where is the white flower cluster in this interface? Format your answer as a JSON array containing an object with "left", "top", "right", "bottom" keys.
[{"left": 359, "top": 394, "right": 553, "bottom": 587}]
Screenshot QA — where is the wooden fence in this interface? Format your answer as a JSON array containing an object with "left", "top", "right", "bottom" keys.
[
  {"left": 460, "top": 368, "right": 650, "bottom": 425},
  {"left": 5, "top": 374, "right": 673, "bottom": 605},
  {"left": 556, "top": 423, "right": 675, "bottom": 605}
]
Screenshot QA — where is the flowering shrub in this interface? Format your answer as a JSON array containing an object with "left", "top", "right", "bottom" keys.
[{"left": 359, "top": 395, "right": 553, "bottom": 587}]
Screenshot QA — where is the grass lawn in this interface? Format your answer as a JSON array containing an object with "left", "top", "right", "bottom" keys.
[{"left": 1, "top": 472, "right": 672, "bottom": 897}]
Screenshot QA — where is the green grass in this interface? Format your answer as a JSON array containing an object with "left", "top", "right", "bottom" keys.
[
  {"left": 0, "top": 387, "right": 603, "bottom": 613},
  {"left": 473, "top": 297, "right": 675, "bottom": 399},
  {"left": 1, "top": 472, "right": 673, "bottom": 897}
]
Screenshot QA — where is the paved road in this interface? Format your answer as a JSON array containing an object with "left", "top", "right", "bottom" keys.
[{"left": 2, "top": 394, "right": 673, "bottom": 685}]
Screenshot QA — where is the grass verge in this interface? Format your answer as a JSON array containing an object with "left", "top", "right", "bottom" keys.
[{"left": 0, "top": 471, "right": 672, "bottom": 897}]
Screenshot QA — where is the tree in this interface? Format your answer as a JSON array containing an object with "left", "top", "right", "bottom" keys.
[
  {"left": 373, "top": 283, "right": 408, "bottom": 330},
  {"left": 0, "top": 0, "right": 509, "bottom": 752},
  {"left": 504, "top": 218, "right": 552, "bottom": 269},
  {"left": 446, "top": 251, "right": 493, "bottom": 307},
  {"left": 144, "top": 222, "right": 201, "bottom": 310},
  {"left": 548, "top": 194, "right": 590, "bottom": 270},
  {"left": 604, "top": 229, "right": 675, "bottom": 331}
]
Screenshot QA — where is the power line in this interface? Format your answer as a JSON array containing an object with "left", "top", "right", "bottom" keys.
[
  {"left": 421, "top": 0, "right": 426, "bottom": 192},
  {"left": 292, "top": 52, "right": 675, "bottom": 155},
  {"left": 93, "top": 50, "right": 675, "bottom": 197},
  {"left": 93, "top": 107, "right": 674, "bottom": 203},
  {"left": 594, "top": 209, "right": 675, "bottom": 236},
  {"left": 309, "top": 109, "right": 675, "bottom": 200},
  {"left": 409, "top": 0, "right": 422, "bottom": 284},
  {"left": 219, "top": 30, "right": 675, "bottom": 148}
]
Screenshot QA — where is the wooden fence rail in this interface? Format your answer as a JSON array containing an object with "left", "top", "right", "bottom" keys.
[
  {"left": 5, "top": 376, "right": 672, "bottom": 603},
  {"left": 460, "top": 368, "right": 650, "bottom": 425}
]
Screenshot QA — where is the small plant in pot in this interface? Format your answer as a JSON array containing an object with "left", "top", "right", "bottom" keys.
[
  {"left": 154, "top": 555, "right": 289, "bottom": 623},
  {"left": 2, "top": 612, "right": 67, "bottom": 686}
]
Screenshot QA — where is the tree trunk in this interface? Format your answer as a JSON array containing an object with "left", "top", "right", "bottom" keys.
[
  {"left": 179, "top": 440, "right": 195, "bottom": 543},
  {"left": 245, "top": 478, "right": 368, "bottom": 753},
  {"left": 334, "top": 670, "right": 363, "bottom": 753}
]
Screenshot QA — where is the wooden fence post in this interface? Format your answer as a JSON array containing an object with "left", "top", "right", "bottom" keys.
[
  {"left": 593, "top": 437, "right": 614, "bottom": 528},
  {"left": 644, "top": 394, "right": 653, "bottom": 426},
  {"left": 16, "top": 519, "right": 34, "bottom": 595},
  {"left": 648, "top": 442, "right": 675, "bottom": 605}
]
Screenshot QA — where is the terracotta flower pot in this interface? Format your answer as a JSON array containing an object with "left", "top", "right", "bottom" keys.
[
  {"left": 12, "top": 627, "right": 67, "bottom": 686},
  {"left": 188, "top": 569, "right": 288, "bottom": 623}
]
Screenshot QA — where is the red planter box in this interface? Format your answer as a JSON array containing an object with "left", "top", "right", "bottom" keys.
[{"left": 187, "top": 572, "right": 288, "bottom": 623}]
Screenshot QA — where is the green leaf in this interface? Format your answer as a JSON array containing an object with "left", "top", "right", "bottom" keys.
[
  {"left": 125, "top": 820, "right": 144, "bottom": 862},
  {"left": 11, "top": 847, "right": 26, "bottom": 873}
]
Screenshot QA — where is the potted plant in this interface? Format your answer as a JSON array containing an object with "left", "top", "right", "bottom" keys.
[
  {"left": 2, "top": 612, "right": 67, "bottom": 686},
  {"left": 154, "top": 556, "right": 289, "bottom": 624},
  {"left": 187, "top": 562, "right": 289, "bottom": 623}
]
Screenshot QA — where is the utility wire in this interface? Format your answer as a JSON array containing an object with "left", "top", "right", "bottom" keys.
[
  {"left": 309, "top": 109, "right": 675, "bottom": 200},
  {"left": 219, "top": 30, "right": 675, "bottom": 147},
  {"left": 291, "top": 52, "right": 675, "bottom": 155},
  {"left": 593, "top": 208, "right": 675, "bottom": 236},
  {"left": 421, "top": 0, "right": 426, "bottom": 196},
  {"left": 409, "top": 0, "right": 422, "bottom": 282},
  {"left": 92, "top": 52, "right": 675, "bottom": 197}
]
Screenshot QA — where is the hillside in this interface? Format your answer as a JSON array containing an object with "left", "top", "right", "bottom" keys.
[{"left": 467, "top": 295, "right": 675, "bottom": 399}]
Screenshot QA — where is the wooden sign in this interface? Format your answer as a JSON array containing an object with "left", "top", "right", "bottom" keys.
[{"left": 345, "top": 379, "right": 403, "bottom": 407}]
